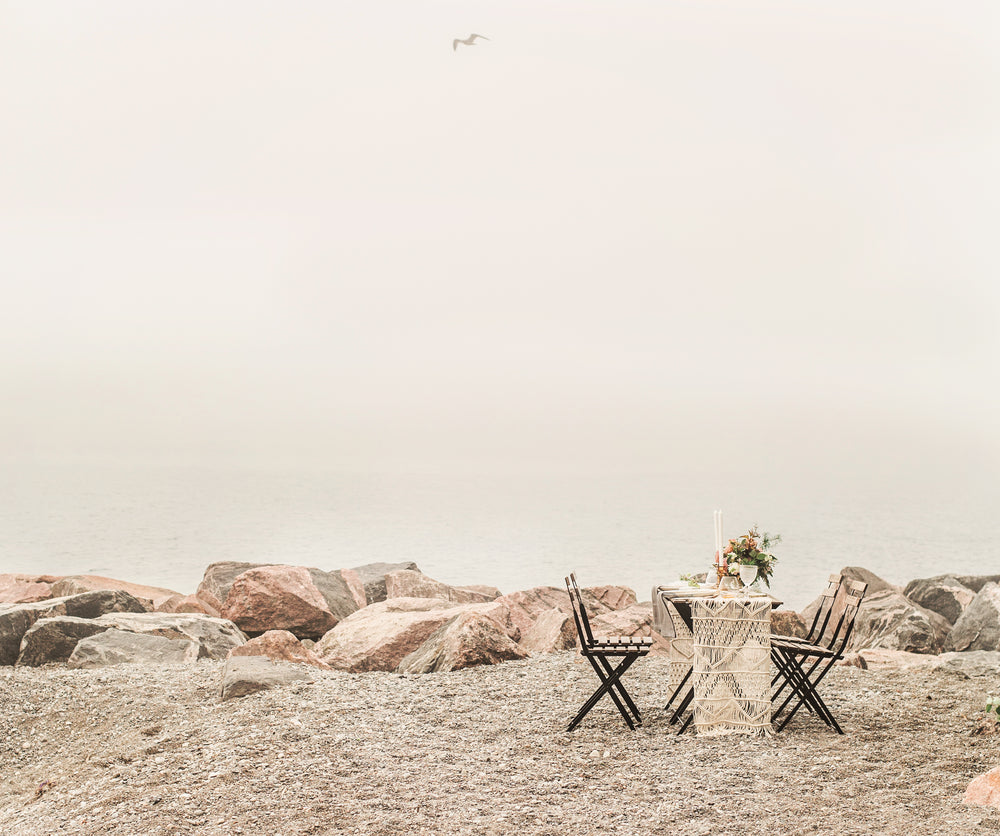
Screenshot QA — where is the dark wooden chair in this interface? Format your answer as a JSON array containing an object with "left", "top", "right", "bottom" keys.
[
  {"left": 565, "top": 573, "right": 653, "bottom": 731},
  {"left": 770, "top": 577, "right": 868, "bottom": 733}
]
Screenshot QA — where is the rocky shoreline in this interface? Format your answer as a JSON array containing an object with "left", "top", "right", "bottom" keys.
[{"left": 2, "top": 563, "right": 1000, "bottom": 833}]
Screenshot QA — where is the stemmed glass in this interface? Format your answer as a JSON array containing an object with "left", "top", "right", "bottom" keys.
[{"left": 738, "top": 563, "right": 758, "bottom": 596}]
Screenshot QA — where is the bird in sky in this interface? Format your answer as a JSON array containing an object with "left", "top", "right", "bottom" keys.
[{"left": 453, "top": 34, "right": 489, "bottom": 51}]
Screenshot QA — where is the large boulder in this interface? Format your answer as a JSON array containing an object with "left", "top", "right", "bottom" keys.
[
  {"left": 220, "top": 565, "right": 363, "bottom": 639},
  {"left": 519, "top": 609, "right": 577, "bottom": 653},
  {"left": 350, "top": 561, "right": 420, "bottom": 605},
  {"left": 228, "top": 630, "right": 331, "bottom": 669},
  {"left": 384, "top": 570, "right": 499, "bottom": 604},
  {"left": 396, "top": 611, "right": 529, "bottom": 673},
  {"left": 495, "top": 584, "right": 635, "bottom": 640},
  {"left": 50, "top": 575, "right": 181, "bottom": 611},
  {"left": 848, "top": 589, "right": 952, "bottom": 654},
  {"left": 951, "top": 575, "right": 1000, "bottom": 594},
  {"left": 315, "top": 597, "right": 467, "bottom": 672},
  {"left": 0, "top": 591, "right": 148, "bottom": 666},
  {"left": 585, "top": 585, "right": 637, "bottom": 611},
  {"left": 770, "top": 610, "right": 808, "bottom": 638},
  {"left": 587, "top": 603, "right": 671, "bottom": 655},
  {"left": 929, "top": 650, "right": 1000, "bottom": 679},
  {"left": 195, "top": 561, "right": 267, "bottom": 613},
  {"left": 16, "top": 616, "right": 110, "bottom": 666},
  {"left": 92, "top": 612, "right": 247, "bottom": 660},
  {"left": 0, "top": 573, "right": 58, "bottom": 605},
  {"left": 840, "top": 566, "right": 901, "bottom": 596},
  {"left": 903, "top": 575, "right": 976, "bottom": 625},
  {"left": 496, "top": 587, "right": 574, "bottom": 638},
  {"left": 68, "top": 629, "right": 201, "bottom": 668},
  {"left": 945, "top": 583, "right": 1000, "bottom": 652},
  {"left": 219, "top": 656, "right": 314, "bottom": 702}
]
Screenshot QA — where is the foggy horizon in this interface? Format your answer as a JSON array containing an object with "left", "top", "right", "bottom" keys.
[{"left": 2, "top": 1, "right": 997, "bottom": 484}]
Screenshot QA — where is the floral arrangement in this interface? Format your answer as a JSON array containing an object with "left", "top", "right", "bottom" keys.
[{"left": 718, "top": 525, "right": 780, "bottom": 587}]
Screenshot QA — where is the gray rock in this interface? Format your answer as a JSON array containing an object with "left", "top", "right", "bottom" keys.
[
  {"left": 0, "top": 591, "right": 147, "bottom": 666},
  {"left": 219, "top": 656, "right": 313, "bottom": 701},
  {"left": 944, "top": 582, "right": 1000, "bottom": 653},
  {"left": 848, "top": 589, "right": 952, "bottom": 654},
  {"left": 68, "top": 629, "right": 200, "bottom": 668},
  {"left": 16, "top": 616, "right": 111, "bottom": 666},
  {"left": 840, "top": 566, "right": 901, "bottom": 596},
  {"left": 62, "top": 590, "right": 150, "bottom": 619},
  {"left": 195, "top": 561, "right": 268, "bottom": 612},
  {"left": 950, "top": 575, "right": 1000, "bottom": 594},
  {"left": 350, "top": 561, "right": 420, "bottom": 605},
  {"left": 92, "top": 612, "right": 247, "bottom": 660},
  {"left": 903, "top": 576, "right": 976, "bottom": 625},
  {"left": 305, "top": 567, "right": 367, "bottom": 621},
  {"left": 929, "top": 650, "right": 1000, "bottom": 679}
]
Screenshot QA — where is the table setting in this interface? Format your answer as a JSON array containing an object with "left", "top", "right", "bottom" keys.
[{"left": 652, "top": 510, "right": 783, "bottom": 736}]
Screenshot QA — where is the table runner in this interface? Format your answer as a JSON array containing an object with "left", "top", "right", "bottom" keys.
[
  {"left": 651, "top": 587, "right": 693, "bottom": 694},
  {"left": 691, "top": 597, "right": 772, "bottom": 736}
]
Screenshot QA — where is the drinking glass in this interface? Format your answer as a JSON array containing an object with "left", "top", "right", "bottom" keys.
[{"left": 738, "top": 564, "right": 758, "bottom": 595}]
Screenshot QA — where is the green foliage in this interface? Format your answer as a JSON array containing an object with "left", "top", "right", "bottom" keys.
[{"left": 986, "top": 695, "right": 1000, "bottom": 718}]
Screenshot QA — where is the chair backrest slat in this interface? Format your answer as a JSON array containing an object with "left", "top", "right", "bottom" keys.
[
  {"left": 565, "top": 575, "right": 591, "bottom": 649},
  {"left": 569, "top": 572, "right": 596, "bottom": 644},
  {"left": 832, "top": 580, "right": 868, "bottom": 654},
  {"left": 805, "top": 574, "right": 843, "bottom": 644}
]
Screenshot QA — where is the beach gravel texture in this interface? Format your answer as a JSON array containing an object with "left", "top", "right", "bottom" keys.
[{"left": 1, "top": 653, "right": 998, "bottom": 835}]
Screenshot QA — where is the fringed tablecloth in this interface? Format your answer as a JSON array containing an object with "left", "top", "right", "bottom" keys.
[
  {"left": 652, "top": 587, "right": 694, "bottom": 694},
  {"left": 691, "top": 597, "right": 772, "bottom": 736}
]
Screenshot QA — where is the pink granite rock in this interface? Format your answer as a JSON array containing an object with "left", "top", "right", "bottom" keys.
[
  {"left": 965, "top": 766, "right": 1000, "bottom": 808},
  {"left": 0, "top": 574, "right": 57, "bottom": 605},
  {"left": 384, "top": 570, "right": 499, "bottom": 604},
  {"left": 587, "top": 603, "right": 671, "bottom": 655},
  {"left": 221, "top": 566, "right": 339, "bottom": 639},
  {"left": 519, "top": 609, "right": 577, "bottom": 653},
  {"left": 496, "top": 587, "right": 573, "bottom": 638},
  {"left": 495, "top": 585, "right": 636, "bottom": 642},
  {"left": 228, "top": 629, "right": 331, "bottom": 669},
  {"left": 156, "top": 594, "right": 219, "bottom": 617},
  {"left": 396, "top": 611, "right": 529, "bottom": 673},
  {"left": 314, "top": 597, "right": 459, "bottom": 672},
  {"left": 50, "top": 575, "right": 180, "bottom": 610},
  {"left": 585, "top": 585, "right": 637, "bottom": 611},
  {"left": 196, "top": 562, "right": 267, "bottom": 613}
]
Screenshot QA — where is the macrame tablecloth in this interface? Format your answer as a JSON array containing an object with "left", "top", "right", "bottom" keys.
[
  {"left": 691, "top": 597, "right": 772, "bottom": 736},
  {"left": 652, "top": 587, "right": 694, "bottom": 694}
]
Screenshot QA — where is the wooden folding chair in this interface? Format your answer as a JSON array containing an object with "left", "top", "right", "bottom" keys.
[
  {"left": 565, "top": 574, "right": 653, "bottom": 731},
  {"left": 770, "top": 578, "right": 868, "bottom": 734}
]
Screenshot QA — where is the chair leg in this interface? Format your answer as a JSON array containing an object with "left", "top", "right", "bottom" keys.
[
  {"left": 771, "top": 649, "right": 831, "bottom": 726},
  {"left": 775, "top": 656, "right": 843, "bottom": 734},
  {"left": 567, "top": 654, "right": 640, "bottom": 732},
  {"left": 663, "top": 665, "right": 692, "bottom": 713},
  {"left": 596, "top": 654, "right": 643, "bottom": 724}
]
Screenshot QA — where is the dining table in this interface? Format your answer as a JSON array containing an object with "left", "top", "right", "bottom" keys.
[{"left": 653, "top": 583, "right": 782, "bottom": 736}]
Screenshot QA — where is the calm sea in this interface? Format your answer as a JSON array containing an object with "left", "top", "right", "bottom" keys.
[{"left": 1, "top": 461, "right": 997, "bottom": 612}]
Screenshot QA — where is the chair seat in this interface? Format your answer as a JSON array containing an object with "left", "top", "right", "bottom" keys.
[
  {"left": 771, "top": 636, "right": 836, "bottom": 658},
  {"left": 592, "top": 635, "right": 654, "bottom": 648}
]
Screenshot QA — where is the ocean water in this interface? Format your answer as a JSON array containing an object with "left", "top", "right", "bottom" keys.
[{"left": 1, "top": 460, "right": 997, "bottom": 612}]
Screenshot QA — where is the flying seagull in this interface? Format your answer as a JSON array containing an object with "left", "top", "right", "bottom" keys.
[{"left": 453, "top": 33, "right": 489, "bottom": 51}]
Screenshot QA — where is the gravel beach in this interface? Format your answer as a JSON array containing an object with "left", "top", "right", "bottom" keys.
[{"left": 1, "top": 652, "right": 998, "bottom": 836}]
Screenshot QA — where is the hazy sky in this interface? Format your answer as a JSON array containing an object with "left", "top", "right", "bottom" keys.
[{"left": 1, "top": 1, "right": 997, "bottom": 478}]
